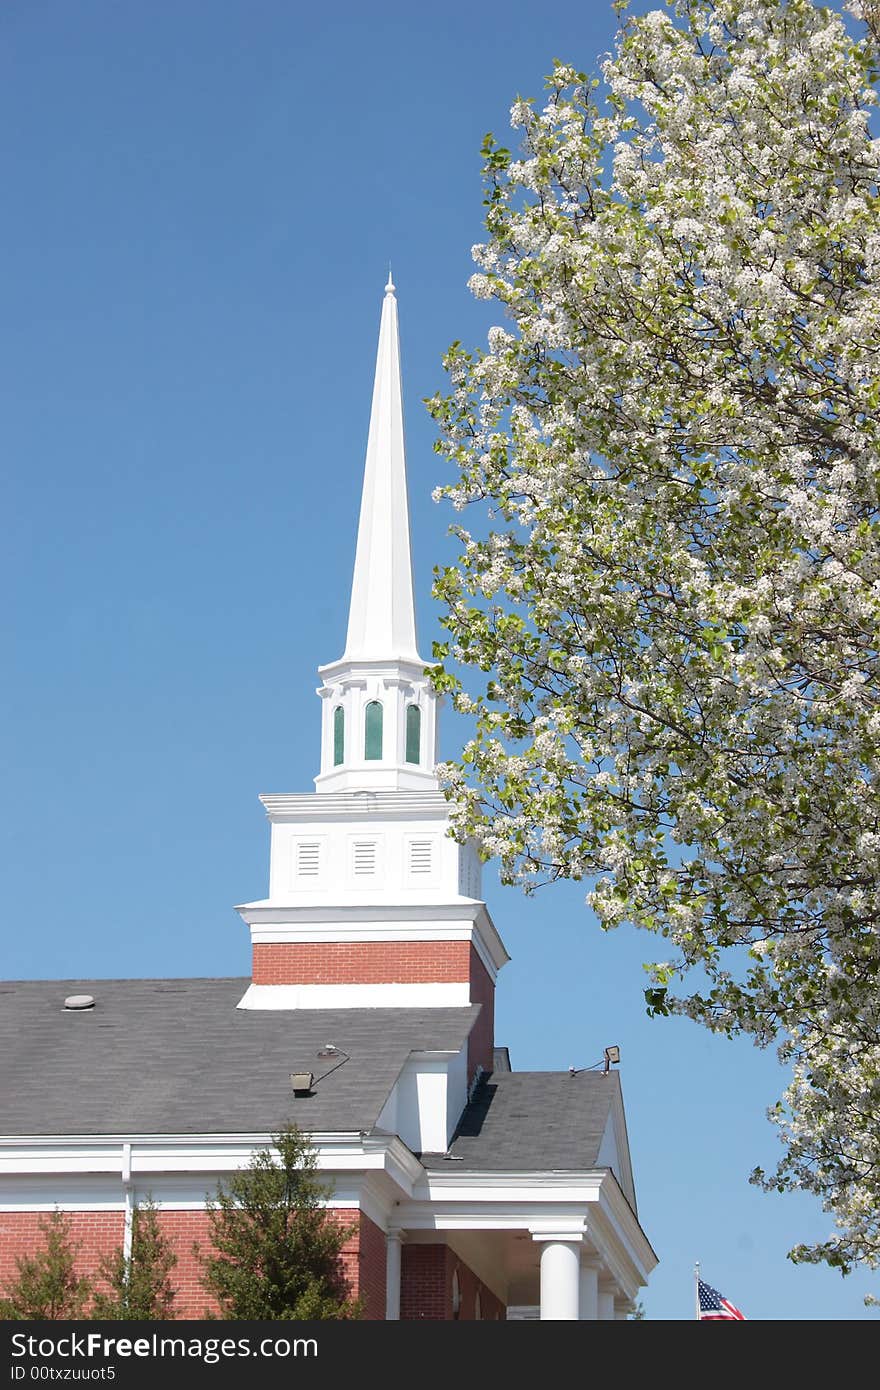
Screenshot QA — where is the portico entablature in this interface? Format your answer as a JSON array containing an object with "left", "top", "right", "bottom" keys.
[{"left": 394, "top": 1167, "right": 655, "bottom": 1302}]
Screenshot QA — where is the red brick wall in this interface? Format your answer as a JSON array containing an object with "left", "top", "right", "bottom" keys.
[
  {"left": 0, "top": 1213, "right": 505, "bottom": 1322},
  {"left": 156, "top": 1209, "right": 376, "bottom": 1319},
  {"left": 0, "top": 1211, "right": 124, "bottom": 1294},
  {"left": 154, "top": 1209, "right": 215, "bottom": 1318},
  {"left": 252, "top": 940, "right": 474, "bottom": 985},
  {"left": 399, "top": 1243, "right": 505, "bottom": 1321},
  {"left": 453, "top": 1249, "right": 505, "bottom": 1321},
  {"left": 400, "top": 1244, "right": 448, "bottom": 1320},
  {"left": 356, "top": 1212, "right": 386, "bottom": 1321},
  {"left": 0, "top": 1208, "right": 378, "bottom": 1321}
]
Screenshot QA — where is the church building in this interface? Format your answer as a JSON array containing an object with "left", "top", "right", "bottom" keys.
[{"left": 0, "top": 278, "right": 656, "bottom": 1319}]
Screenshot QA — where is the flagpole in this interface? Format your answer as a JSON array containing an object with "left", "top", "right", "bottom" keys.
[{"left": 694, "top": 1262, "right": 700, "bottom": 1320}]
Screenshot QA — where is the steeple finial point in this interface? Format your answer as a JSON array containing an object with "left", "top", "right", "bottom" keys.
[{"left": 385, "top": 266, "right": 395, "bottom": 295}]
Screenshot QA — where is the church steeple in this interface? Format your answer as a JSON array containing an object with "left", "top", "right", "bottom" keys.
[
  {"left": 236, "top": 273, "right": 507, "bottom": 1031},
  {"left": 315, "top": 278, "right": 439, "bottom": 793},
  {"left": 343, "top": 274, "right": 421, "bottom": 665}
]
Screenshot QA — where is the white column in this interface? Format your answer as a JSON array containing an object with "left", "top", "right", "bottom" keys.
[
  {"left": 614, "top": 1297, "right": 631, "bottom": 1320},
  {"left": 597, "top": 1279, "right": 616, "bottom": 1321},
  {"left": 579, "top": 1257, "right": 599, "bottom": 1320},
  {"left": 539, "top": 1241, "right": 581, "bottom": 1320},
  {"left": 385, "top": 1230, "right": 403, "bottom": 1321}
]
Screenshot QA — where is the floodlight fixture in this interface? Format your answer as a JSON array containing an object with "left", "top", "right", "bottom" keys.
[{"left": 569, "top": 1044, "right": 622, "bottom": 1077}]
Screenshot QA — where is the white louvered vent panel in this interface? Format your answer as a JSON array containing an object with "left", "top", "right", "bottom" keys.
[
  {"left": 296, "top": 842, "right": 321, "bottom": 879},
  {"left": 409, "top": 840, "right": 433, "bottom": 876},
  {"left": 352, "top": 841, "right": 377, "bottom": 877}
]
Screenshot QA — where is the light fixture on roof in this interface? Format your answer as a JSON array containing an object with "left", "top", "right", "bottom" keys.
[
  {"left": 63, "top": 995, "right": 95, "bottom": 1011},
  {"left": 568, "top": 1045, "right": 622, "bottom": 1077},
  {"left": 289, "top": 1045, "right": 351, "bottom": 1098}
]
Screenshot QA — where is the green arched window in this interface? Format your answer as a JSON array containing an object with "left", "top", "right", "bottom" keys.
[
  {"left": 405, "top": 704, "right": 421, "bottom": 764},
  {"left": 364, "top": 701, "right": 383, "bottom": 760},
  {"left": 333, "top": 706, "right": 345, "bottom": 766}
]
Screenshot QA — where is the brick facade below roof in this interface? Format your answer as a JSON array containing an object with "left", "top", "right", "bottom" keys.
[
  {"left": 0, "top": 1209, "right": 384, "bottom": 1320},
  {"left": 356, "top": 1211, "right": 387, "bottom": 1321},
  {"left": 252, "top": 939, "right": 474, "bottom": 984},
  {"left": 0, "top": 1211, "right": 124, "bottom": 1302},
  {"left": 0, "top": 1211, "right": 504, "bottom": 1320}
]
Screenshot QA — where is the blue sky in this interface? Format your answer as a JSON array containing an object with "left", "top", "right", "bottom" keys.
[{"left": 2, "top": 0, "right": 875, "bottom": 1320}]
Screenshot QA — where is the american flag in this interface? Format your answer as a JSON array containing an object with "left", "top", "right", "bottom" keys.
[{"left": 698, "top": 1278, "right": 746, "bottom": 1320}]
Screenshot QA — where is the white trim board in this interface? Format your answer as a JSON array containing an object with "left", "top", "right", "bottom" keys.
[{"left": 237, "top": 982, "right": 472, "bottom": 1010}]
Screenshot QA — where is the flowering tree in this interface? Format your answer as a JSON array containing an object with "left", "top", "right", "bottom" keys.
[{"left": 429, "top": 0, "right": 880, "bottom": 1280}]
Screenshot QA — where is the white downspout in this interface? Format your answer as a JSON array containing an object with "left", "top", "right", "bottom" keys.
[{"left": 121, "top": 1141, "right": 133, "bottom": 1261}]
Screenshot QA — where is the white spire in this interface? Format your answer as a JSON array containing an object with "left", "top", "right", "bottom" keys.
[
  {"left": 315, "top": 276, "right": 438, "bottom": 793},
  {"left": 342, "top": 275, "right": 421, "bottom": 664}
]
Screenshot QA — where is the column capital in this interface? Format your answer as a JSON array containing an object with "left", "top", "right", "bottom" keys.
[{"left": 529, "top": 1220, "right": 587, "bottom": 1245}]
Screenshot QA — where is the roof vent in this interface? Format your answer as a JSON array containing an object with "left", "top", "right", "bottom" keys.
[{"left": 63, "top": 994, "right": 95, "bottom": 1010}]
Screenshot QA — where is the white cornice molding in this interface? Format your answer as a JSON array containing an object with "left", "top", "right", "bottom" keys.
[
  {"left": 238, "top": 903, "right": 482, "bottom": 923},
  {"left": 0, "top": 1131, "right": 423, "bottom": 1196},
  {"left": 259, "top": 791, "right": 450, "bottom": 820},
  {"left": 590, "top": 1172, "right": 658, "bottom": 1277},
  {"left": 415, "top": 1171, "right": 606, "bottom": 1200},
  {"left": 317, "top": 657, "right": 429, "bottom": 685}
]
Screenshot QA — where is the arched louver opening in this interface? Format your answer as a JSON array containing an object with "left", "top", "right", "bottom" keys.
[
  {"left": 405, "top": 704, "right": 421, "bottom": 764},
  {"left": 333, "top": 706, "right": 345, "bottom": 766},
  {"left": 364, "top": 701, "right": 383, "bottom": 760}
]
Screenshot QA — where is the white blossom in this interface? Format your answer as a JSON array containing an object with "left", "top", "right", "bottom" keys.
[{"left": 428, "top": 0, "right": 880, "bottom": 1289}]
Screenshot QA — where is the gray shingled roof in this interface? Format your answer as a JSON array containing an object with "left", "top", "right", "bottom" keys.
[
  {"left": 0, "top": 979, "right": 478, "bottom": 1137},
  {"left": 422, "top": 1072, "right": 620, "bottom": 1172}
]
